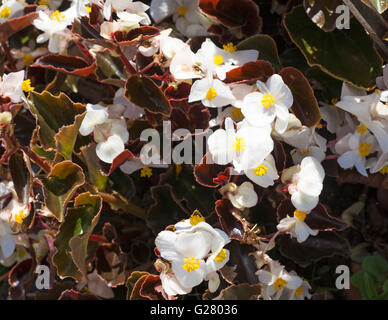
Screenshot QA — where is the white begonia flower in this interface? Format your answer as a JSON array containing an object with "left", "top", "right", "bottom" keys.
[
  {"left": 150, "top": 0, "right": 207, "bottom": 37},
  {"left": 336, "top": 131, "right": 377, "bottom": 177},
  {"left": 0, "top": 0, "right": 24, "bottom": 23},
  {"left": 336, "top": 91, "right": 388, "bottom": 152},
  {"left": 79, "top": 103, "right": 109, "bottom": 136},
  {"left": 113, "top": 88, "right": 144, "bottom": 120},
  {"left": 221, "top": 181, "right": 258, "bottom": 210},
  {"left": 288, "top": 276, "right": 312, "bottom": 300},
  {"left": 277, "top": 209, "right": 318, "bottom": 243},
  {"left": 208, "top": 117, "right": 274, "bottom": 172},
  {"left": 0, "top": 221, "right": 15, "bottom": 259},
  {"left": 11, "top": 46, "right": 48, "bottom": 70},
  {"left": 188, "top": 75, "right": 235, "bottom": 108},
  {"left": 103, "top": 0, "right": 150, "bottom": 25},
  {"left": 195, "top": 39, "right": 258, "bottom": 81},
  {"left": 33, "top": 7, "right": 78, "bottom": 53},
  {"left": 242, "top": 74, "right": 293, "bottom": 133},
  {"left": 256, "top": 260, "right": 303, "bottom": 300},
  {"left": 155, "top": 259, "right": 192, "bottom": 296},
  {"left": 159, "top": 32, "right": 186, "bottom": 61},
  {"left": 0, "top": 70, "right": 25, "bottom": 103},
  {"left": 245, "top": 154, "right": 279, "bottom": 188},
  {"left": 173, "top": 0, "right": 207, "bottom": 38},
  {"left": 100, "top": 11, "right": 145, "bottom": 39},
  {"left": 156, "top": 212, "right": 230, "bottom": 294},
  {"left": 96, "top": 134, "right": 125, "bottom": 163},
  {"left": 280, "top": 125, "right": 327, "bottom": 163},
  {"left": 93, "top": 118, "right": 129, "bottom": 143},
  {"left": 169, "top": 45, "right": 206, "bottom": 80},
  {"left": 288, "top": 156, "right": 325, "bottom": 212},
  {"left": 155, "top": 228, "right": 213, "bottom": 289}
]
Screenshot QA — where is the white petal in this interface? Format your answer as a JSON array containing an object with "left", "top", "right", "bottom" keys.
[
  {"left": 1, "top": 234, "right": 15, "bottom": 258},
  {"left": 155, "top": 230, "right": 180, "bottom": 261},
  {"left": 96, "top": 135, "right": 125, "bottom": 163}
]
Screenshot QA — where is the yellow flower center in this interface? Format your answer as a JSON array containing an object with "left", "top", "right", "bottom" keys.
[
  {"left": 17, "top": 248, "right": 27, "bottom": 260},
  {"left": 380, "top": 165, "right": 388, "bottom": 175},
  {"left": 140, "top": 165, "right": 152, "bottom": 178},
  {"left": 189, "top": 210, "right": 205, "bottom": 226},
  {"left": 213, "top": 55, "right": 223, "bottom": 65},
  {"left": 356, "top": 124, "right": 367, "bottom": 135},
  {"left": 214, "top": 249, "right": 227, "bottom": 262},
  {"left": 253, "top": 164, "right": 268, "bottom": 176},
  {"left": 261, "top": 93, "right": 275, "bottom": 109},
  {"left": 177, "top": 6, "right": 188, "bottom": 16},
  {"left": 0, "top": 6, "right": 11, "bottom": 18},
  {"left": 294, "top": 209, "right": 307, "bottom": 221},
  {"left": 301, "top": 148, "right": 309, "bottom": 155},
  {"left": 231, "top": 107, "right": 243, "bottom": 119},
  {"left": 223, "top": 42, "right": 237, "bottom": 53},
  {"left": 206, "top": 87, "right": 217, "bottom": 101},
  {"left": 232, "top": 137, "right": 246, "bottom": 152},
  {"left": 358, "top": 143, "right": 372, "bottom": 157},
  {"left": 14, "top": 210, "right": 26, "bottom": 224},
  {"left": 21, "top": 80, "right": 34, "bottom": 92},
  {"left": 273, "top": 277, "right": 288, "bottom": 291},
  {"left": 295, "top": 286, "right": 303, "bottom": 296},
  {"left": 37, "top": 0, "right": 48, "bottom": 5},
  {"left": 23, "top": 54, "right": 34, "bottom": 67},
  {"left": 50, "top": 10, "right": 65, "bottom": 22},
  {"left": 183, "top": 257, "right": 200, "bottom": 272}
]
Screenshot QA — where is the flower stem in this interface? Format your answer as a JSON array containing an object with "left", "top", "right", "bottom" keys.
[{"left": 1, "top": 41, "right": 16, "bottom": 71}]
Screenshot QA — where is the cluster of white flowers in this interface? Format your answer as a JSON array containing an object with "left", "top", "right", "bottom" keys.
[
  {"left": 320, "top": 80, "right": 388, "bottom": 177},
  {"left": 0, "top": 182, "right": 32, "bottom": 266},
  {"left": 154, "top": 211, "right": 230, "bottom": 296}
]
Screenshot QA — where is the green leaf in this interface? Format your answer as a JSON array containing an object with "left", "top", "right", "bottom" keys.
[
  {"left": 27, "top": 91, "right": 85, "bottom": 150},
  {"left": 218, "top": 283, "right": 262, "bottom": 300},
  {"left": 9, "top": 151, "right": 30, "bottom": 203},
  {"left": 53, "top": 192, "right": 102, "bottom": 281},
  {"left": 40, "top": 161, "right": 85, "bottom": 222},
  {"left": 306, "top": 66, "right": 342, "bottom": 101},
  {"left": 79, "top": 143, "right": 108, "bottom": 191},
  {"left": 147, "top": 184, "right": 189, "bottom": 235},
  {"left": 237, "top": 34, "right": 282, "bottom": 71},
  {"left": 362, "top": 255, "right": 388, "bottom": 283},
  {"left": 283, "top": 5, "right": 383, "bottom": 90},
  {"left": 279, "top": 67, "right": 321, "bottom": 127},
  {"left": 351, "top": 270, "right": 366, "bottom": 288},
  {"left": 363, "top": 272, "right": 379, "bottom": 299},
  {"left": 124, "top": 75, "right": 172, "bottom": 116},
  {"left": 55, "top": 113, "right": 86, "bottom": 160}
]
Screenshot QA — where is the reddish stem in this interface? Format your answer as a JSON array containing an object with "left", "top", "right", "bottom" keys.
[
  {"left": 20, "top": 146, "right": 51, "bottom": 172},
  {"left": 325, "top": 154, "right": 340, "bottom": 160},
  {"left": 1, "top": 41, "right": 16, "bottom": 71},
  {"left": 0, "top": 270, "right": 10, "bottom": 282},
  {"left": 140, "top": 61, "right": 155, "bottom": 74},
  {"left": 116, "top": 46, "right": 137, "bottom": 75},
  {"left": 89, "top": 234, "right": 107, "bottom": 243}
]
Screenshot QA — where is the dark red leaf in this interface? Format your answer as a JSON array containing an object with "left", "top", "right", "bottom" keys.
[
  {"left": 31, "top": 55, "right": 96, "bottom": 78},
  {"left": 225, "top": 60, "right": 274, "bottom": 84},
  {"left": 215, "top": 198, "right": 245, "bottom": 241},
  {"left": 279, "top": 67, "right": 321, "bottom": 127}
]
